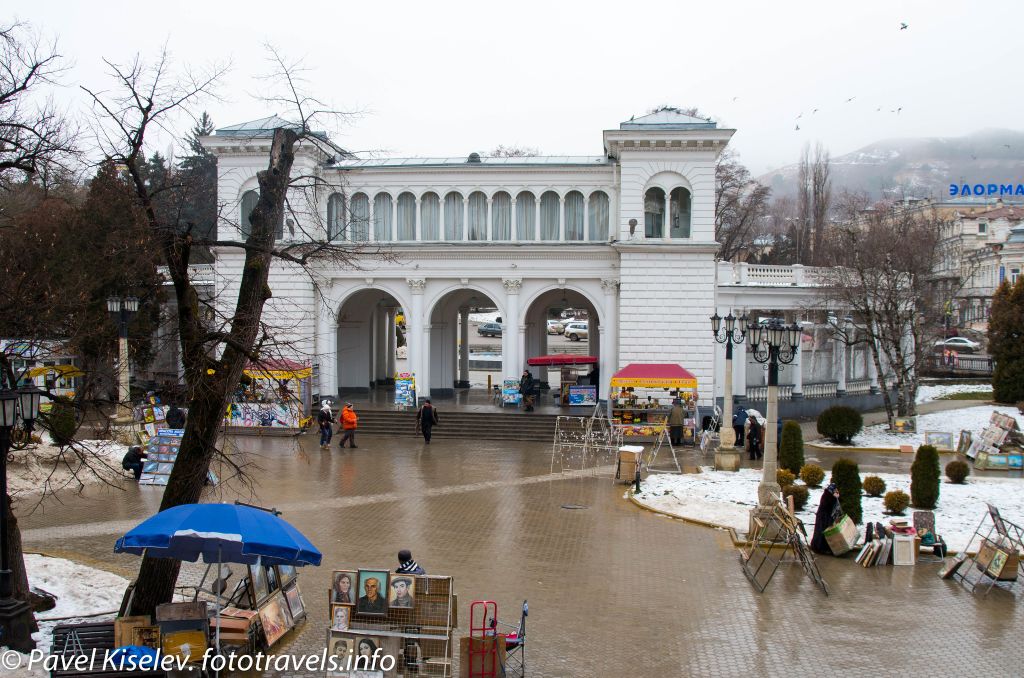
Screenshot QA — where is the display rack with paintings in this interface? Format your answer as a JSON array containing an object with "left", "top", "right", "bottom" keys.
[
  {"left": 325, "top": 570, "right": 456, "bottom": 677},
  {"left": 740, "top": 500, "right": 829, "bottom": 596},
  {"left": 951, "top": 503, "right": 1024, "bottom": 594},
  {"left": 969, "top": 412, "right": 1023, "bottom": 470}
]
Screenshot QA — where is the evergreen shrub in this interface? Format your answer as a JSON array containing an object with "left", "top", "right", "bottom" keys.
[
  {"left": 945, "top": 459, "right": 970, "bottom": 484},
  {"left": 778, "top": 420, "right": 804, "bottom": 475},
  {"left": 910, "top": 444, "right": 941, "bottom": 509},
  {"left": 782, "top": 484, "right": 809, "bottom": 511},
  {"left": 862, "top": 475, "right": 886, "bottom": 498},
  {"left": 816, "top": 406, "right": 863, "bottom": 444},
  {"left": 799, "top": 463, "right": 825, "bottom": 488},
  {"left": 884, "top": 490, "right": 910, "bottom": 515}
]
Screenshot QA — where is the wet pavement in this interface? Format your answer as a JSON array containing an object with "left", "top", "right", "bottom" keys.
[{"left": 19, "top": 430, "right": 1024, "bottom": 676}]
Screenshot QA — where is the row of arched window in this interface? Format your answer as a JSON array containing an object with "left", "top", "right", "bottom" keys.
[{"left": 327, "top": 190, "right": 612, "bottom": 242}]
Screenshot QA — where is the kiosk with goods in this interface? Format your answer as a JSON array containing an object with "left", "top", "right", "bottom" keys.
[
  {"left": 225, "top": 359, "right": 312, "bottom": 434},
  {"left": 609, "top": 363, "right": 700, "bottom": 443},
  {"left": 526, "top": 354, "right": 599, "bottom": 406}
]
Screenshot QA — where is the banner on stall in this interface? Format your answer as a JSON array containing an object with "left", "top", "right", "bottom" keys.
[
  {"left": 395, "top": 372, "right": 416, "bottom": 407},
  {"left": 567, "top": 385, "right": 598, "bottom": 406},
  {"left": 502, "top": 379, "right": 522, "bottom": 405}
]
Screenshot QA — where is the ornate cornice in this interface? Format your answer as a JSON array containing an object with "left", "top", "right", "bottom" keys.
[{"left": 600, "top": 278, "right": 620, "bottom": 293}]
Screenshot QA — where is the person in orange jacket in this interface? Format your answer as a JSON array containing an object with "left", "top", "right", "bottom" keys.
[{"left": 338, "top": 402, "right": 358, "bottom": 449}]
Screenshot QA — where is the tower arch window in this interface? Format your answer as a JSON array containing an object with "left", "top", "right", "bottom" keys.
[
  {"left": 669, "top": 187, "right": 691, "bottom": 238},
  {"left": 644, "top": 187, "right": 665, "bottom": 238},
  {"left": 240, "top": 190, "right": 259, "bottom": 239},
  {"left": 540, "top": 191, "right": 560, "bottom": 240},
  {"left": 492, "top": 191, "right": 511, "bottom": 240},
  {"left": 327, "top": 192, "right": 346, "bottom": 240}
]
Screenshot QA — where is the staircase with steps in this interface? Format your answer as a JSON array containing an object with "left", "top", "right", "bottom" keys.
[{"left": 341, "top": 408, "right": 564, "bottom": 442}]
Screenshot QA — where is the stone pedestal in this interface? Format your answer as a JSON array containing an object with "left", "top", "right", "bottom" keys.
[{"left": 714, "top": 446, "right": 741, "bottom": 472}]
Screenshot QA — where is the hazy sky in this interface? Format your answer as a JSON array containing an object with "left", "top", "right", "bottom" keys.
[{"left": 14, "top": 0, "right": 1024, "bottom": 174}]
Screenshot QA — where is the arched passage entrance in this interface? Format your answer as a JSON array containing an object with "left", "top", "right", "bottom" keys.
[
  {"left": 336, "top": 289, "right": 403, "bottom": 396},
  {"left": 426, "top": 288, "right": 503, "bottom": 398},
  {"left": 521, "top": 288, "right": 602, "bottom": 400}
]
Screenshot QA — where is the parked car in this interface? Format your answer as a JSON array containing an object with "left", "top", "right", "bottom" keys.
[
  {"left": 477, "top": 322, "right": 503, "bottom": 337},
  {"left": 546, "top": 320, "right": 565, "bottom": 334},
  {"left": 933, "top": 337, "right": 981, "bottom": 354},
  {"left": 564, "top": 322, "right": 588, "bottom": 341}
]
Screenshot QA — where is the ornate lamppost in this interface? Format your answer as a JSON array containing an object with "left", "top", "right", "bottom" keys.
[
  {"left": 107, "top": 296, "right": 138, "bottom": 423},
  {"left": 710, "top": 311, "right": 747, "bottom": 471},
  {"left": 0, "top": 384, "right": 42, "bottom": 651},
  {"left": 746, "top": 317, "right": 801, "bottom": 505}
]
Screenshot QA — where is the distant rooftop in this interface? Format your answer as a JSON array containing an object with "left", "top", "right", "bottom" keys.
[
  {"left": 215, "top": 115, "right": 303, "bottom": 137},
  {"left": 332, "top": 156, "right": 610, "bottom": 169},
  {"left": 619, "top": 109, "right": 717, "bottom": 130}
]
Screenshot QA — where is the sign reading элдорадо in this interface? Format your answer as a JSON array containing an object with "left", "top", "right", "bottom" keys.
[{"left": 950, "top": 182, "right": 1024, "bottom": 197}]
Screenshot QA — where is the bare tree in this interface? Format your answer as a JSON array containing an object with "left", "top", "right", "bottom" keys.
[
  {"left": 490, "top": 145, "right": 539, "bottom": 158},
  {"left": 715, "top": 148, "right": 771, "bottom": 261},
  {"left": 0, "top": 22, "right": 77, "bottom": 190},
  {"left": 79, "top": 46, "right": 387, "bottom": 616},
  {"left": 793, "top": 143, "right": 831, "bottom": 265},
  {"left": 818, "top": 192, "right": 948, "bottom": 426}
]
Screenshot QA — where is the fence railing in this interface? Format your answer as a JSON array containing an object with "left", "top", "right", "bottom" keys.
[{"left": 926, "top": 355, "right": 993, "bottom": 375}]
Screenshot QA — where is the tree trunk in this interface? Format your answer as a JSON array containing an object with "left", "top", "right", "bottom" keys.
[{"left": 5, "top": 497, "right": 36, "bottom": 631}]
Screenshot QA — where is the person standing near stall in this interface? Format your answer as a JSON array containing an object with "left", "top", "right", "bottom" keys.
[
  {"left": 519, "top": 370, "right": 536, "bottom": 412},
  {"left": 416, "top": 399, "right": 439, "bottom": 444},
  {"left": 732, "top": 406, "right": 747, "bottom": 447},
  {"left": 667, "top": 398, "right": 685, "bottom": 446},
  {"left": 318, "top": 400, "right": 334, "bottom": 449}
]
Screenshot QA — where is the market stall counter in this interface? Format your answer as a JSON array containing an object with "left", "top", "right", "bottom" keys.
[
  {"left": 610, "top": 363, "right": 700, "bottom": 443},
  {"left": 526, "top": 354, "right": 599, "bottom": 406},
  {"left": 225, "top": 359, "right": 313, "bottom": 435}
]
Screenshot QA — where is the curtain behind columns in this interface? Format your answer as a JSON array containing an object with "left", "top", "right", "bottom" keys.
[
  {"left": 373, "top": 193, "right": 393, "bottom": 241},
  {"left": 420, "top": 192, "right": 440, "bottom": 240},
  {"left": 564, "top": 191, "right": 584, "bottom": 241},
  {"left": 444, "top": 192, "right": 463, "bottom": 240},
  {"left": 492, "top": 191, "right": 511, "bottom": 240},
  {"left": 327, "top": 192, "right": 346, "bottom": 240},
  {"left": 350, "top": 193, "right": 369, "bottom": 241},
  {"left": 240, "top": 190, "right": 259, "bottom": 239},
  {"left": 540, "top": 191, "right": 559, "bottom": 240},
  {"left": 670, "top": 187, "right": 692, "bottom": 238},
  {"left": 588, "top": 191, "right": 609, "bottom": 241},
  {"left": 516, "top": 191, "right": 535, "bottom": 240},
  {"left": 468, "top": 191, "right": 487, "bottom": 240},
  {"left": 397, "top": 192, "right": 416, "bottom": 240}
]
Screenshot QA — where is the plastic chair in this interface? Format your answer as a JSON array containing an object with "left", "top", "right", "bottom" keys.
[
  {"left": 913, "top": 510, "right": 944, "bottom": 562},
  {"left": 489, "top": 600, "right": 527, "bottom": 677}
]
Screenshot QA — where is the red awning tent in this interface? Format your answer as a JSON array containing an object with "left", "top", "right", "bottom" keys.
[
  {"left": 527, "top": 354, "right": 598, "bottom": 367},
  {"left": 609, "top": 363, "right": 698, "bottom": 389}
]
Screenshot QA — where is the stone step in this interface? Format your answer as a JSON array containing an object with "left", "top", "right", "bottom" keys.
[{"left": 338, "top": 409, "right": 564, "bottom": 441}]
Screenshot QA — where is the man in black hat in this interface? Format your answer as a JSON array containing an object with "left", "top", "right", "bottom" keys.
[{"left": 389, "top": 577, "right": 415, "bottom": 608}]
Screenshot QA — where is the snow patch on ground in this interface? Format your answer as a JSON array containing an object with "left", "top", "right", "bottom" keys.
[
  {"left": 9, "top": 554, "right": 129, "bottom": 676},
  {"left": 916, "top": 382, "right": 992, "bottom": 404},
  {"left": 813, "top": 404, "right": 1019, "bottom": 449},
  {"left": 9, "top": 440, "right": 128, "bottom": 497},
  {"left": 469, "top": 311, "right": 501, "bottom": 323},
  {"left": 632, "top": 467, "right": 1024, "bottom": 553}
]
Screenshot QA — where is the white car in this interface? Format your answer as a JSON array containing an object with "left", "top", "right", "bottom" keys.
[
  {"left": 933, "top": 337, "right": 981, "bottom": 354},
  {"left": 546, "top": 320, "right": 564, "bottom": 335},
  {"left": 563, "top": 322, "right": 589, "bottom": 341}
]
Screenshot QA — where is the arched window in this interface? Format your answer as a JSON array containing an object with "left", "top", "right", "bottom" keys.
[
  {"left": 468, "top": 191, "right": 487, "bottom": 240},
  {"left": 373, "top": 193, "right": 393, "bottom": 241},
  {"left": 540, "top": 191, "right": 560, "bottom": 240},
  {"left": 588, "top": 191, "right": 609, "bottom": 241},
  {"left": 444, "top": 192, "right": 463, "bottom": 240},
  {"left": 240, "top": 190, "right": 259, "bottom": 239},
  {"left": 644, "top": 187, "right": 665, "bottom": 238},
  {"left": 516, "top": 191, "right": 535, "bottom": 240},
  {"left": 397, "top": 192, "right": 416, "bottom": 241},
  {"left": 669, "top": 187, "right": 691, "bottom": 238},
  {"left": 492, "top": 191, "right": 511, "bottom": 240},
  {"left": 350, "top": 193, "right": 369, "bottom": 241},
  {"left": 327, "top": 192, "right": 346, "bottom": 240},
  {"left": 564, "top": 191, "right": 584, "bottom": 241},
  {"left": 420, "top": 192, "right": 440, "bottom": 240}
]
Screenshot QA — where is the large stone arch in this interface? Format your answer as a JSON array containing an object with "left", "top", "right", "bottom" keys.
[
  {"left": 425, "top": 283, "right": 506, "bottom": 396},
  {"left": 332, "top": 283, "right": 412, "bottom": 395}
]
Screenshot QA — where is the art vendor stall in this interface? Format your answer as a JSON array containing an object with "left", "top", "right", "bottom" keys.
[
  {"left": 225, "top": 359, "right": 312, "bottom": 434},
  {"left": 527, "top": 354, "right": 599, "bottom": 407},
  {"left": 610, "top": 363, "right": 700, "bottom": 442}
]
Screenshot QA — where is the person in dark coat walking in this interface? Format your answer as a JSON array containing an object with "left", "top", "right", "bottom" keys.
[
  {"left": 317, "top": 400, "right": 334, "bottom": 449},
  {"left": 732, "top": 406, "right": 747, "bottom": 446},
  {"left": 416, "top": 399, "right": 439, "bottom": 443},
  {"left": 810, "top": 483, "right": 841, "bottom": 554}
]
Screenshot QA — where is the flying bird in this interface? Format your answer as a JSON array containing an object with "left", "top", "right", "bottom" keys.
[
  {"left": 876, "top": 107, "right": 882, "bottom": 112},
  {"left": 812, "top": 108, "right": 819, "bottom": 114},
  {"left": 1004, "top": 144, "right": 1012, "bottom": 149},
  {"left": 795, "top": 124, "right": 801, "bottom": 131},
  {"left": 900, "top": 22, "right": 908, "bottom": 30},
  {"left": 796, "top": 112, "right": 802, "bottom": 119},
  {"left": 732, "top": 97, "right": 739, "bottom": 102},
  {"left": 896, "top": 107, "right": 902, "bottom": 114},
  {"left": 846, "top": 97, "right": 855, "bottom": 103}
]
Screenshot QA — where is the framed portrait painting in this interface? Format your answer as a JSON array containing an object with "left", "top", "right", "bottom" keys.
[
  {"left": 330, "top": 603, "right": 350, "bottom": 631},
  {"left": 283, "top": 582, "right": 306, "bottom": 621},
  {"left": 331, "top": 570, "right": 358, "bottom": 606},
  {"left": 355, "top": 570, "right": 389, "bottom": 616},
  {"left": 387, "top": 575, "right": 415, "bottom": 610}
]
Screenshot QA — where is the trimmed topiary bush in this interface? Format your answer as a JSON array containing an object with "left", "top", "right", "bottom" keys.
[
  {"left": 778, "top": 420, "right": 804, "bottom": 475},
  {"left": 776, "top": 469, "right": 796, "bottom": 488},
  {"left": 831, "top": 458, "right": 863, "bottom": 524},
  {"left": 41, "top": 398, "right": 77, "bottom": 447},
  {"left": 911, "top": 444, "right": 941, "bottom": 509},
  {"left": 816, "top": 406, "right": 863, "bottom": 444},
  {"left": 884, "top": 489, "right": 910, "bottom": 515},
  {"left": 783, "top": 484, "right": 809, "bottom": 511},
  {"left": 862, "top": 475, "right": 886, "bottom": 498},
  {"left": 945, "top": 459, "right": 970, "bottom": 484},
  {"left": 800, "top": 463, "right": 825, "bottom": 488}
]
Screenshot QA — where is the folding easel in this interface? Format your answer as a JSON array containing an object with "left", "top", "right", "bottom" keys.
[{"left": 740, "top": 500, "right": 829, "bottom": 595}]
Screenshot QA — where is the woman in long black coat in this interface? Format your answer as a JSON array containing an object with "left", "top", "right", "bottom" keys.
[{"left": 810, "top": 483, "right": 841, "bottom": 554}]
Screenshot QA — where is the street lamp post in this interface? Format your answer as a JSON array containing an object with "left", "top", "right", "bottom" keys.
[
  {"left": 107, "top": 296, "right": 139, "bottom": 423},
  {"left": 746, "top": 318, "right": 801, "bottom": 505},
  {"left": 710, "top": 311, "right": 747, "bottom": 471},
  {"left": 0, "top": 384, "right": 42, "bottom": 651}
]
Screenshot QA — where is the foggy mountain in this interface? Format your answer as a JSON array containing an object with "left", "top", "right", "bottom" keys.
[{"left": 760, "top": 129, "right": 1024, "bottom": 200}]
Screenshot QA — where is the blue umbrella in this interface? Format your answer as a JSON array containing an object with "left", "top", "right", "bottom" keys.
[
  {"left": 116, "top": 503, "right": 321, "bottom": 654},
  {"left": 115, "top": 503, "right": 322, "bottom": 567}
]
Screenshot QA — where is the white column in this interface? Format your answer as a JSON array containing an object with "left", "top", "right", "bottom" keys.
[
  {"left": 792, "top": 336, "right": 804, "bottom": 398},
  {"left": 600, "top": 278, "right": 619, "bottom": 401},
  {"left": 375, "top": 307, "right": 388, "bottom": 384},
  {"left": 583, "top": 194, "right": 590, "bottom": 241},
  {"left": 503, "top": 279, "right": 522, "bottom": 379},
  {"left": 458, "top": 306, "right": 469, "bottom": 387},
  {"left": 462, "top": 197, "right": 468, "bottom": 241},
  {"left": 534, "top": 198, "right": 541, "bottom": 242},
  {"left": 511, "top": 199, "right": 518, "bottom": 242},
  {"left": 407, "top": 279, "right": 427, "bottom": 401},
  {"left": 414, "top": 196, "right": 422, "bottom": 241},
  {"left": 317, "top": 297, "right": 338, "bottom": 398},
  {"left": 558, "top": 196, "right": 566, "bottom": 241},
  {"left": 732, "top": 337, "right": 747, "bottom": 402},
  {"left": 836, "top": 336, "right": 848, "bottom": 396},
  {"left": 664, "top": 190, "right": 672, "bottom": 241},
  {"left": 386, "top": 308, "right": 396, "bottom": 380}
]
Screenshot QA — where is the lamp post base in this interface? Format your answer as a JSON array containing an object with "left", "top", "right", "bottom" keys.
[
  {"left": 757, "top": 480, "right": 782, "bottom": 507},
  {"left": 0, "top": 595, "right": 36, "bottom": 653},
  {"left": 714, "top": 446, "right": 741, "bottom": 472}
]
